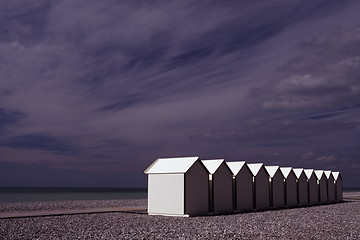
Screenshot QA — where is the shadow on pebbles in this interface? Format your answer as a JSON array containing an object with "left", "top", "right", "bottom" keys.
[{"left": 0, "top": 199, "right": 359, "bottom": 239}]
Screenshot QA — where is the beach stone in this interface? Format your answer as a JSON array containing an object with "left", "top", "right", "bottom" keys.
[{"left": 0, "top": 199, "right": 359, "bottom": 239}]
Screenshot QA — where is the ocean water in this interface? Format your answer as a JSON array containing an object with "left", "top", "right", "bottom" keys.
[
  {"left": 343, "top": 188, "right": 360, "bottom": 192},
  {"left": 1, "top": 187, "right": 358, "bottom": 203},
  {"left": 0, "top": 188, "right": 147, "bottom": 203}
]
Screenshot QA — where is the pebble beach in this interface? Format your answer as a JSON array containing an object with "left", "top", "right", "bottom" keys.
[{"left": 1, "top": 195, "right": 359, "bottom": 240}]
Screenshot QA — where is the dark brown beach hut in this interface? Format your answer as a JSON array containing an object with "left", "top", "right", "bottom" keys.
[
  {"left": 324, "top": 170, "right": 336, "bottom": 202},
  {"left": 332, "top": 172, "right": 343, "bottom": 202},
  {"left": 265, "top": 166, "right": 285, "bottom": 208},
  {"left": 304, "top": 169, "right": 319, "bottom": 205},
  {"left": 202, "top": 159, "right": 233, "bottom": 214},
  {"left": 280, "top": 167, "right": 298, "bottom": 207},
  {"left": 293, "top": 168, "right": 308, "bottom": 206},
  {"left": 226, "top": 161, "right": 253, "bottom": 212},
  {"left": 248, "top": 163, "right": 270, "bottom": 210},
  {"left": 315, "top": 170, "right": 328, "bottom": 203}
]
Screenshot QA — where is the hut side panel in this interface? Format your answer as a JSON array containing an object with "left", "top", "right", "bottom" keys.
[
  {"left": 335, "top": 178, "right": 343, "bottom": 201},
  {"left": 236, "top": 169, "right": 253, "bottom": 211},
  {"left": 148, "top": 174, "right": 184, "bottom": 215},
  {"left": 213, "top": 164, "right": 233, "bottom": 213},
  {"left": 255, "top": 170, "right": 270, "bottom": 210},
  {"left": 271, "top": 172, "right": 285, "bottom": 208},
  {"left": 297, "top": 174, "right": 308, "bottom": 206},
  {"left": 308, "top": 176, "right": 319, "bottom": 204},
  {"left": 285, "top": 173, "right": 298, "bottom": 207},
  {"left": 327, "top": 177, "right": 336, "bottom": 202},
  {"left": 185, "top": 161, "right": 209, "bottom": 215},
  {"left": 319, "top": 176, "right": 328, "bottom": 203}
]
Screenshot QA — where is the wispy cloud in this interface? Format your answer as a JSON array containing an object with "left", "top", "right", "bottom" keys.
[
  {"left": 0, "top": 0, "right": 359, "bottom": 187},
  {"left": 261, "top": 27, "right": 360, "bottom": 111}
]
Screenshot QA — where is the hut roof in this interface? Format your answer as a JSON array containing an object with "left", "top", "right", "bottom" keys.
[
  {"left": 314, "top": 170, "right": 325, "bottom": 180},
  {"left": 226, "top": 161, "right": 246, "bottom": 175},
  {"left": 280, "top": 167, "right": 293, "bottom": 178},
  {"left": 247, "top": 163, "right": 265, "bottom": 176},
  {"left": 201, "top": 159, "right": 225, "bottom": 174},
  {"left": 324, "top": 170, "right": 333, "bottom": 179},
  {"left": 144, "top": 156, "right": 201, "bottom": 174},
  {"left": 332, "top": 172, "right": 342, "bottom": 180},
  {"left": 293, "top": 168, "right": 304, "bottom": 178},
  {"left": 265, "top": 166, "right": 281, "bottom": 178},
  {"left": 304, "top": 169, "right": 314, "bottom": 179}
]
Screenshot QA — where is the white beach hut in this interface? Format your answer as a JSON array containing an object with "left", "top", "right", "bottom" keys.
[
  {"left": 144, "top": 156, "right": 209, "bottom": 216},
  {"left": 293, "top": 168, "right": 308, "bottom": 206},
  {"left": 248, "top": 163, "right": 270, "bottom": 210},
  {"left": 226, "top": 161, "right": 253, "bottom": 212},
  {"left": 324, "top": 170, "right": 336, "bottom": 203},
  {"left": 304, "top": 169, "right": 319, "bottom": 205},
  {"left": 265, "top": 166, "right": 285, "bottom": 208},
  {"left": 332, "top": 172, "right": 343, "bottom": 201},
  {"left": 315, "top": 170, "right": 328, "bottom": 203},
  {"left": 202, "top": 159, "right": 233, "bottom": 214},
  {"left": 280, "top": 167, "right": 298, "bottom": 207}
]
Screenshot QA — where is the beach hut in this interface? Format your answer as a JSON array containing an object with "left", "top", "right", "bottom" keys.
[
  {"left": 265, "top": 166, "right": 285, "bottom": 208},
  {"left": 226, "top": 161, "right": 253, "bottom": 212},
  {"left": 315, "top": 170, "right": 328, "bottom": 203},
  {"left": 202, "top": 159, "right": 233, "bottom": 214},
  {"left": 304, "top": 169, "right": 319, "bottom": 205},
  {"left": 332, "top": 172, "right": 343, "bottom": 201},
  {"left": 144, "top": 156, "right": 209, "bottom": 216},
  {"left": 324, "top": 170, "right": 336, "bottom": 203},
  {"left": 280, "top": 167, "right": 298, "bottom": 207},
  {"left": 248, "top": 163, "right": 270, "bottom": 210},
  {"left": 293, "top": 168, "right": 308, "bottom": 206}
]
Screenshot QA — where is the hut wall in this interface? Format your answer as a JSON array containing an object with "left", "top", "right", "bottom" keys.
[
  {"left": 185, "top": 161, "right": 209, "bottom": 215},
  {"left": 297, "top": 174, "right": 308, "bottom": 206},
  {"left": 212, "top": 164, "right": 233, "bottom": 213},
  {"left": 271, "top": 172, "right": 285, "bottom": 208},
  {"left": 319, "top": 177, "right": 328, "bottom": 203},
  {"left": 327, "top": 176, "right": 336, "bottom": 202},
  {"left": 148, "top": 174, "right": 184, "bottom": 215},
  {"left": 235, "top": 168, "right": 253, "bottom": 211},
  {"left": 335, "top": 178, "right": 343, "bottom": 201},
  {"left": 285, "top": 172, "right": 298, "bottom": 206},
  {"left": 254, "top": 169, "right": 270, "bottom": 210},
  {"left": 308, "top": 176, "right": 319, "bottom": 204}
]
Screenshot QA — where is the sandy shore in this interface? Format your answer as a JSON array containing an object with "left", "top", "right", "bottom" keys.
[{"left": 0, "top": 195, "right": 359, "bottom": 239}]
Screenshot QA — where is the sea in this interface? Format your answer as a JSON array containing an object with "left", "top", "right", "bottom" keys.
[
  {"left": 0, "top": 187, "right": 147, "bottom": 203},
  {"left": 0, "top": 187, "right": 358, "bottom": 203}
]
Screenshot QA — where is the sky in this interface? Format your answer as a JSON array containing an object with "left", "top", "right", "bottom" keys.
[{"left": 0, "top": 0, "right": 359, "bottom": 188}]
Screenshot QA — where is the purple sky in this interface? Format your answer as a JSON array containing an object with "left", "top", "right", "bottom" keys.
[{"left": 0, "top": 0, "right": 359, "bottom": 188}]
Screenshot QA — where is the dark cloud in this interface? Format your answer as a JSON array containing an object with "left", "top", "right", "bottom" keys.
[
  {"left": 0, "top": 1, "right": 50, "bottom": 44},
  {"left": 0, "top": 108, "right": 24, "bottom": 131},
  {"left": 260, "top": 27, "right": 360, "bottom": 111},
  {"left": 189, "top": 118, "right": 358, "bottom": 144},
  {"left": 307, "top": 112, "right": 339, "bottom": 120},
  {"left": 0, "top": 134, "right": 74, "bottom": 152}
]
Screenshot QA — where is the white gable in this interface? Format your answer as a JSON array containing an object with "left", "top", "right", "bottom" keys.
[
  {"left": 201, "top": 159, "right": 224, "bottom": 174},
  {"left": 332, "top": 172, "right": 341, "bottom": 180},
  {"left": 324, "top": 170, "right": 332, "bottom": 179},
  {"left": 226, "top": 161, "right": 246, "bottom": 175},
  {"left": 280, "top": 167, "right": 292, "bottom": 178},
  {"left": 247, "top": 163, "right": 264, "bottom": 176},
  {"left": 293, "top": 168, "right": 304, "bottom": 178},
  {"left": 304, "top": 169, "right": 314, "bottom": 179},
  {"left": 265, "top": 166, "right": 280, "bottom": 177},
  {"left": 314, "top": 170, "right": 324, "bottom": 180},
  {"left": 144, "top": 156, "right": 200, "bottom": 174}
]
